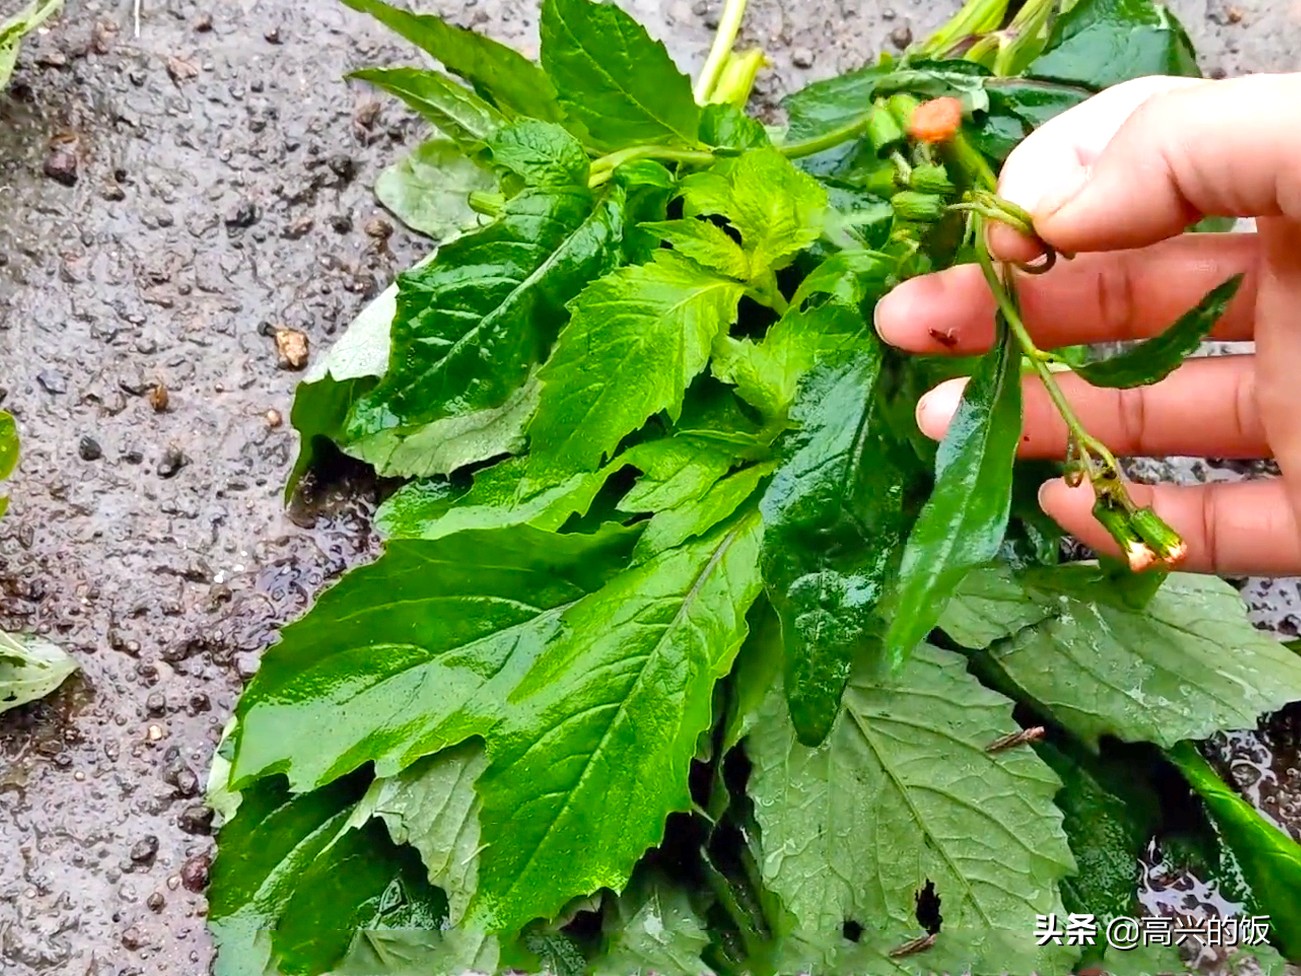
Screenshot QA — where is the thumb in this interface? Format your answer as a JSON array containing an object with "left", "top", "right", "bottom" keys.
[{"left": 1033, "top": 73, "right": 1301, "bottom": 253}]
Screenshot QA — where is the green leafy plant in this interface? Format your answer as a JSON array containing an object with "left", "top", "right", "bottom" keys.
[
  {"left": 210, "top": 0, "right": 1301, "bottom": 972},
  {"left": 0, "top": 412, "right": 77, "bottom": 712},
  {"left": 0, "top": 0, "right": 60, "bottom": 90}
]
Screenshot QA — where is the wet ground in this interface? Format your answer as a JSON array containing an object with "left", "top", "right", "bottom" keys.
[{"left": 0, "top": 1, "right": 1299, "bottom": 974}]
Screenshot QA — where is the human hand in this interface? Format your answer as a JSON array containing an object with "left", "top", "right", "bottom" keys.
[{"left": 875, "top": 74, "right": 1301, "bottom": 577}]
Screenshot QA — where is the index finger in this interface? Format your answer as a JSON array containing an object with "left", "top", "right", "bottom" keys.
[{"left": 1027, "top": 73, "right": 1301, "bottom": 253}]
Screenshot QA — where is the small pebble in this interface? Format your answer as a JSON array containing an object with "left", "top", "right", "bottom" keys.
[
  {"left": 166, "top": 56, "right": 200, "bottom": 82},
  {"left": 329, "top": 214, "right": 353, "bottom": 234},
  {"left": 364, "top": 217, "right": 393, "bottom": 240},
  {"left": 791, "top": 47, "right": 814, "bottom": 68},
  {"left": 148, "top": 382, "right": 170, "bottom": 412},
  {"left": 264, "top": 408, "right": 283, "bottom": 428},
  {"left": 129, "top": 835, "right": 159, "bottom": 865},
  {"left": 157, "top": 447, "right": 189, "bottom": 479},
  {"left": 181, "top": 854, "right": 211, "bottom": 892},
  {"left": 37, "top": 369, "right": 67, "bottom": 394},
  {"left": 274, "top": 328, "right": 310, "bottom": 370},
  {"left": 174, "top": 767, "right": 200, "bottom": 798},
  {"left": 224, "top": 200, "right": 260, "bottom": 229},
  {"left": 890, "top": 26, "right": 913, "bottom": 49},
  {"left": 146, "top": 724, "right": 165, "bottom": 742},
  {"left": 44, "top": 149, "right": 78, "bottom": 187},
  {"left": 194, "top": 12, "right": 213, "bottom": 31},
  {"left": 78, "top": 436, "right": 103, "bottom": 461},
  {"left": 264, "top": 26, "right": 282, "bottom": 44},
  {"left": 178, "top": 805, "right": 215, "bottom": 836},
  {"left": 146, "top": 691, "right": 166, "bottom": 716},
  {"left": 121, "top": 927, "right": 143, "bottom": 951},
  {"left": 147, "top": 891, "right": 166, "bottom": 912}
]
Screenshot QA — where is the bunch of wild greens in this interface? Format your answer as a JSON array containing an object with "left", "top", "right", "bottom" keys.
[{"left": 209, "top": 0, "right": 1301, "bottom": 972}]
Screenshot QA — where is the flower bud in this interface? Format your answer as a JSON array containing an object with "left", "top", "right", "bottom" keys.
[
  {"left": 891, "top": 191, "right": 947, "bottom": 223},
  {"left": 909, "top": 164, "right": 956, "bottom": 196},
  {"left": 1130, "top": 507, "right": 1188, "bottom": 567}
]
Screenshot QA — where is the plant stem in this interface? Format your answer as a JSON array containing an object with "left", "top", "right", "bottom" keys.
[
  {"left": 588, "top": 145, "right": 718, "bottom": 186},
  {"left": 778, "top": 115, "right": 873, "bottom": 159},
  {"left": 693, "top": 0, "right": 750, "bottom": 104},
  {"left": 973, "top": 221, "right": 1118, "bottom": 479},
  {"left": 923, "top": 0, "right": 1010, "bottom": 57}
]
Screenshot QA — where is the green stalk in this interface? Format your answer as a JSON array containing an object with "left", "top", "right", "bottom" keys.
[
  {"left": 693, "top": 0, "right": 750, "bottom": 104},
  {"left": 588, "top": 145, "right": 718, "bottom": 187},
  {"left": 993, "top": 0, "right": 1056, "bottom": 76},
  {"left": 922, "top": 0, "right": 1010, "bottom": 57}
]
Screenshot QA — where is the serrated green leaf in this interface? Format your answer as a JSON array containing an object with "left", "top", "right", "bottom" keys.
[
  {"left": 789, "top": 250, "right": 892, "bottom": 310},
  {"left": 1029, "top": 0, "right": 1200, "bottom": 90},
  {"left": 592, "top": 876, "right": 714, "bottom": 976},
  {"left": 760, "top": 348, "right": 908, "bottom": 745},
  {"left": 341, "top": 0, "right": 561, "bottom": 121},
  {"left": 344, "top": 375, "right": 540, "bottom": 480},
  {"left": 884, "top": 326, "right": 1022, "bottom": 669},
  {"left": 488, "top": 119, "right": 592, "bottom": 189},
  {"left": 781, "top": 64, "right": 888, "bottom": 145},
  {"left": 352, "top": 67, "right": 505, "bottom": 150},
  {"left": 1170, "top": 742, "right": 1301, "bottom": 959},
  {"left": 539, "top": 0, "right": 699, "bottom": 151},
  {"left": 616, "top": 434, "right": 738, "bottom": 514},
  {"left": 641, "top": 219, "right": 750, "bottom": 280},
  {"left": 943, "top": 564, "right": 1301, "bottom": 749},
  {"left": 375, "top": 458, "right": 610, "bottom": 541},
  {"left": 210, "top": 775, "right": 447, "bottom": 976},
  {"left": 528, "top": 251, "right": 745, "bottom": 475},
  {"left": 1070, "top": 275, "right": 1243, "bottom": 388},
  {"left": 973, "top": 78, "right": 1091, "bottom": 162},
  {"left": 351, "top": 741, "right": 487, "bottom": 925},
  {"left": 230, "top": 524, "right": 638, "bottom": 792},
  {"left": 679, "top": 150, "right": 827, "bottom": 274},
  {"left": 699, "top": 102, "right": 771, "bottom": 151},
  {"left": 0, "top": 630, "right": 77, "bottom": 714},
  {"left": 468, "top": 512, "right": 764, "bottom": 933},
  {"left": 375, "top": 138, "right": 493, "bottom": 240},
  {"left": 711, "top": 300, "right": 871, "bottom": 419},
  {"left": 747, "top": 644, "right": 1073, "bottom": 939},
  {"left": 333, "top": 927, "right": 499, "bottom": 976},
  {"left": 634, "top": 462, "right": 772, "bottom": 561},
  {"left": 345, "top": 180, "right": 625, "bottom": 444}
]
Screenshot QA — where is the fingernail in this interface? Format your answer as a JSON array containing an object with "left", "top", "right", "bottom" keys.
[
  {"left": 915, "top": 379, "right": 964, "bottom": 440},
  {"left": 873, "top": 282, "right": 912, "bottom": 341}
]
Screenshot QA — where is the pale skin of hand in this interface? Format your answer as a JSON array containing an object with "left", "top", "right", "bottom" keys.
[{"left": 874, "top": 73, "right": 1301, "bottom": 577}]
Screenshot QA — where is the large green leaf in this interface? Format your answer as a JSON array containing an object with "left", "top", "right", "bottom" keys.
[
  {"left": 333, "top": 927, "right": 498, "bottom": 976},
  {"left": 352, "top": 67, "right": 505, "bottom": 150},
  {"left": 229, "top": 524, "right": 638, "bottom": 791},
  {"left": 747, "top": 644, "right": 1073, "bottom": 941},
  {"left": 633, "top": 460, "right": 772, "bottom": 562},
  {"left": 528, "top": 251, "right": 745, "bottom": 476},
  {"left": 350, "top": 741, "right": 487, "bottom": 926},
  {"left": 711, "top": 301, "right": 872, "bottom": 420},
  {"left": 539, "top": 0, "right": 699, "bottom": 151},
  {"left": 1028, "top": 0, "right": 1200, "bottom": 90},
  {"left": 210, "top": 775, "right": 447, "bottom": 976},
  {"left": 759, "top": 344, "right": 907, "bottom": 745},
  {"left": 467, "top": 512, "right": 764, "bottom": 933},
  {"left": 679, "top": 149, "right": 827, "bottom": 275},
  {"left": 884, "top": 327, "right": 1022, "bottom": 668},
  {"left": 341, "top": 0, "right": 562, "bottom": 121},
  {"left": 591, "top": 877, "right": 714, "bottom": 976},
  {"left": 780, "top": 65, "right": 888, "bottom": 145},
  {"left": 345, "top": 151, "right": 625, "bottom": 442},
  {"left": 941, "top": 565, "right": 1301, "bottom": 748},
  {"left": 375, "top": 138, "right": 493, "bottom": 240},
  {"left": 0, "top": 631, "right": 77, "bottom": 714}
]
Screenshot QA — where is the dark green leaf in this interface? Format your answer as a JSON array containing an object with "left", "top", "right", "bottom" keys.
[
  {"left": 781, "top": 65, "right": 888, "bottom": 145},
  {"left": 229, "top": 525, "right": 638, "bottom": 791},
  {"left": 1029, "top": 0, "right": 1200, "bottom": 90},
  {"left": 334, "top": 927, "right": 498, "bottom": 976},
  {"left": 539, "top": 0, "right": 699, "bottom": 151},
  {"left": 351, "top": 67, "right": 504, "bottom": 151},
  {"left": 1169, "top": 742, "right": 1301, "bottom": 960},
  {"left": 1071, "top": 274, "right": 1243, "bottom": 388},
  {"left": 884, "top": 327, "right": 1022, "bottom": 668},
  {"left": 942, "top": 565, "right": 1301, "bottom": 749},
  {"left": 748, "top": 644, "right": 1073, "bottom": 941},
  {"left": 375, "top": 138, "right": 494, "bottom": 240},
  {"left": 345, "top": 179, "right": 625, "bottom": 444},
  {"left": 528, "top": 251, "right": 745, "bottom": 476},
  {"left": 759, "top": 346, "right": 908, "bottom": 744},
  {"left": 467, "top": 512, "right": 763, "bottom": 933},
  {"left": 789, "top": 250, "right": 891, "bottom": 309},
  {"left": 210, "top": 774, "right": 447, "bottom": 976},
  {"left": 342, "top": 0, "right": 562, "bottom": 121},
  {"left": 972, "top": 79, "right": 1092, "bottom": 162},
  {"left": 488, "top": 118, "right": 591, "bottom": 189},
  {"left": 591, "top": 875, "right": 714, "bottom": 976}
]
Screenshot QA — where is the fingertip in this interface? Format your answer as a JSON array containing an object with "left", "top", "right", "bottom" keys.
[
  {"left": 915, "top": 377, "right": 966, "bottom": 441},
  {"left": 987, "top": 222, "right": 1046, "bottom": 266},
  {"left": 874, "top": 277, "right": 929, "bottom": 350}
]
